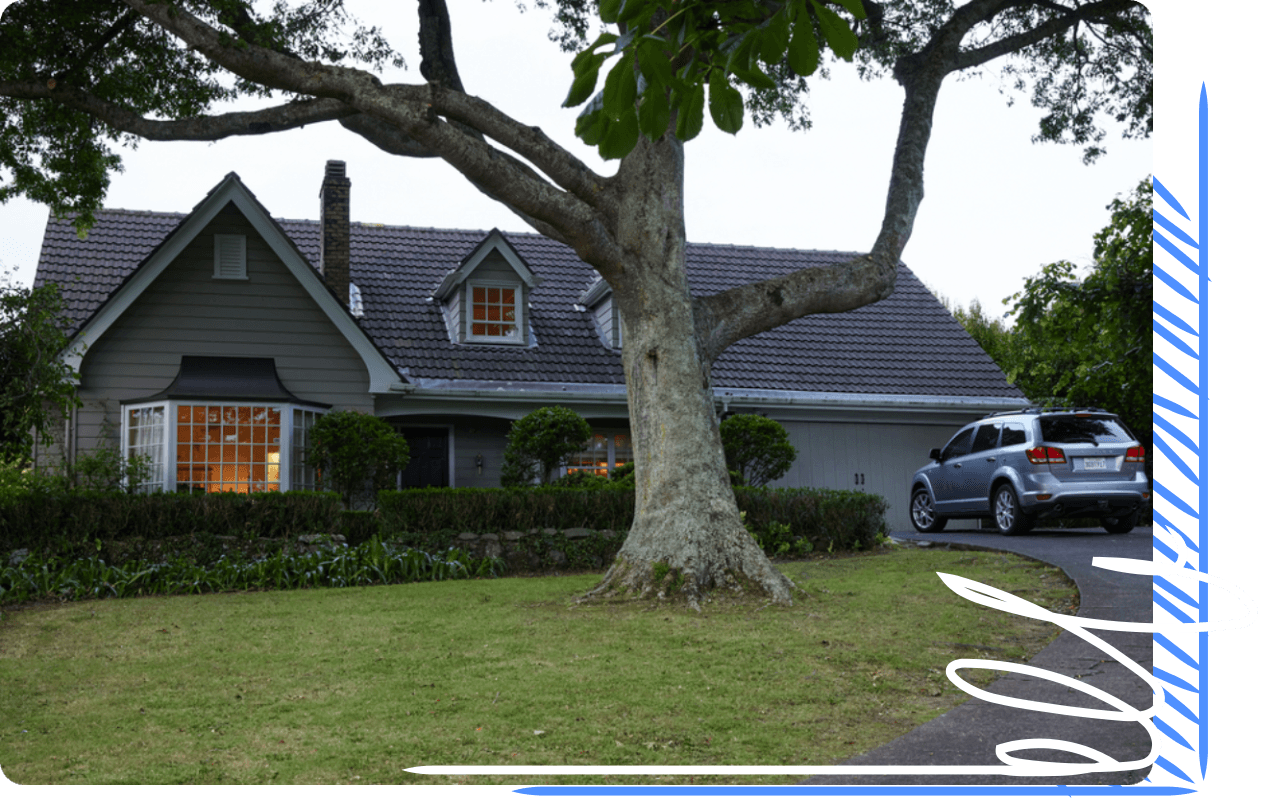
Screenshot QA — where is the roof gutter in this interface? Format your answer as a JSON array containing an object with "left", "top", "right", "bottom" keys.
[{"left": 384, "top": 380, "right": 1024, "bottom": 415}]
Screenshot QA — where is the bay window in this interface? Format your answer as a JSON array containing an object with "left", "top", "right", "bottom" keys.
[{"left": 122, "top": 401, "right": 322, "bottom": 494}]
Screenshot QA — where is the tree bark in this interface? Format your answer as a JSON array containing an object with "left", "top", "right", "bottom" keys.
[{"left": 583, "top": 134, "right": 796, "bottom": 607}]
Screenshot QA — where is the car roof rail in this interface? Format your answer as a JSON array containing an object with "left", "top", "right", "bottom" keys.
[{"left": 984, "top": 405, "right": 1114, "bottom": 419}]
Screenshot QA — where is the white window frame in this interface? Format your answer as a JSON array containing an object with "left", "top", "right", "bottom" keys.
[
  {"left": 212, "top": 234, "right": 248, "bottom": 280},
  {"left": 120, "top": 400, "right": 321, "bottom": 493},
  {"left": 565, "top": 428, "right": 633, "bottom": 477},
  {"left": 464, "top": 280, "right": 524, "bottom": 344}
]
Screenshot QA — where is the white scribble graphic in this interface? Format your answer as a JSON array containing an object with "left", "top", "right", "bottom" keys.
[{"left": 401, "top": 527, "right": 1259, "bottom": 778}]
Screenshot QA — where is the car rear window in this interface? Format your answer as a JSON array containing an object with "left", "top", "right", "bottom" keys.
[
  {"left": 1038, "top": 415, "right": 1134, "bottom": 444},
  {"left": 1000, "top": 423, "right": 1027, "bottom": 446}
]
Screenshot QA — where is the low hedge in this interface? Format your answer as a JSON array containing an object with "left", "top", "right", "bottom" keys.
[
  {"left": 0, "top": 538, "right": 502, "bottom": 607},
  {"left": 378, "top": 486, "right": 635, "bottom": 550},
  {"left": 1, "top": 484, "right": 891, "bottom": 569},
  {"left": 0, "top": 490, "right": 341, "bottom": 563},
  {"left": 379, "top": 485, "right": 889, "bottom": 552}
]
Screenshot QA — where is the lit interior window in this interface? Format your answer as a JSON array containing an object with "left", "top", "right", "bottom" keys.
[{"left": 176, "top": 405, "right": 282, "bottom": 494}]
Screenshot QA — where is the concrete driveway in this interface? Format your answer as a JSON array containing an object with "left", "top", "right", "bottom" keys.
[{"left": 804, "top": 526, "right": 1154, "bottom": 786}]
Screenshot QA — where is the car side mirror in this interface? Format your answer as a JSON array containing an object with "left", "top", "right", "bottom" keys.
[{"left": 929, "top": 448, "right": 942, "bottom": 462}]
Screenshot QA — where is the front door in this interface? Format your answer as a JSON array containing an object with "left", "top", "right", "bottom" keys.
[{"left": 400, "top": 427, "right": 450, "bottom": 488}]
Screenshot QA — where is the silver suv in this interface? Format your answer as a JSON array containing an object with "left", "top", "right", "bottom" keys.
[{"left": 909, "top": 407, "right": 1150, "bottom": 535}]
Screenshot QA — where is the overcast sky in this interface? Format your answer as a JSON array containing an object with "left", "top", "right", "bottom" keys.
[{"left": 0, "top": 1, "right": 1150, "bottom": 321}]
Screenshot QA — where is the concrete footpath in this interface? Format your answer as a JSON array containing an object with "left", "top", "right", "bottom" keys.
[{"left": 804, "top": 527, "right": 1155, "bottom": 786}]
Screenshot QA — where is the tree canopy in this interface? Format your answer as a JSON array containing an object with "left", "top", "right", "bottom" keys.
[
  {"left": 946, "top": 177, "right": 1154, "bottom": 452},
  {"left": 0, "top": 271, "right": 79, "bottom": 462},
  {"left": 1004, "top": 176, "right": 1154, "bottom": 449}
]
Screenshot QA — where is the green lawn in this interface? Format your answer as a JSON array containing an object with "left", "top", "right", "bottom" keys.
[{"left": 0, "top": 546, "right": 1076, "bottom": 785}]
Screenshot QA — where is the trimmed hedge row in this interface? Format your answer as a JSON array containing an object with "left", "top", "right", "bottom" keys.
[
  {"left": 0, "top": 490, "right": 341, "bottom": 562},
  {"left": 378, "top": 485, "right": 889, "bottom": 552},
  {"left": 0, "top": 538, "right": 503, "bottom": 607},
  {"left": 2, "top": 485, "right": 890, "bottom": 567}
]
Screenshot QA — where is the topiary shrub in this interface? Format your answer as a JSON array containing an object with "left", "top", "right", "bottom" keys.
[
  {"left": 720, "top": 414, "right": 797, "bottom": 487},
  {"left": 303, "top": 411, "right": 409, "bottom": 508},
  {"left": 500, "top": 406, "right": 593, "bottom": 486}
]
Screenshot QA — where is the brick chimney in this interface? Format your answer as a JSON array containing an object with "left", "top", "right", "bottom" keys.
[{"left": 319, "top": 160, "right": 350, "bottom": 308}]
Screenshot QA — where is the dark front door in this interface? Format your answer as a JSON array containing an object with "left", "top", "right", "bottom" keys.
[{"left": 401, "top": 427, "right": 450, "bottom": 488}]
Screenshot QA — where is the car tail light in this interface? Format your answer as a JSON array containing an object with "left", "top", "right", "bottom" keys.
[
  {"left": 1125, "top": 446, "right": 1145, "bottom": 463},
  {"left": 1026, "top": 446, "right": 1067, "bottom": 464}
]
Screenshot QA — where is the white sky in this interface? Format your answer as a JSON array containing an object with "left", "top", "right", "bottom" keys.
[{"left": 0, "top": 0, "right": 1150, "bottom": 321}]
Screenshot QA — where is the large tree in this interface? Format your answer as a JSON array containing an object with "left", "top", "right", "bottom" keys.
[
  {"left": 1004, "top": 176, "right": 1154, "bottom": 453},
  {"left": 0, "top": 0, "right": 1151, "bottom": 604},
  {"left": 1, "top": 270, "right": 79, "bottom": 462}
]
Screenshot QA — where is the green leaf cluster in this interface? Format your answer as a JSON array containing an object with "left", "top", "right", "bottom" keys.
[
  {"left": 500, "top": 405, "right": 594, "bottom": 486},
  {"left": 566, "top": 0, "right": 865, "bottom": 159},
  {"left": 1003, "top": 178, "right": 1153, "bottom": 448},
  {"left": 1, "top": 272, "right": 79, "bottom": 462},
  {"left": 303, "top": 410, "right": 410, "bottom": 509},
  {"left": 720, "top": 413, "right": 797, "bottom": 487},
  {"left": 0, "top": 0, "right": 403, "bottom": 230},
  {"left": 949, "top": 177, "right": 1154, "bottom": 452}
]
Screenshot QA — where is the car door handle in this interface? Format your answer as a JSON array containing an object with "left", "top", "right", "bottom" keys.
[{"left": 986, "top": 457, "right": 996, "bottom": 462}]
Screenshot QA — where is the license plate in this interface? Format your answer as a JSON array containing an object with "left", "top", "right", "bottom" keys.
[{"left": 1080, "top": 457, "right": 1107, "bottom": 471}]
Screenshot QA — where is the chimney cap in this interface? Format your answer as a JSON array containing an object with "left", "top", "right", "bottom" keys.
[{"left": 324, "top": 160, "right": 347, "bottom": 178}]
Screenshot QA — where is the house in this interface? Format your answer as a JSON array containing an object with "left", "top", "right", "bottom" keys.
[{"left": 32, "top": 162, "right": 1025, "bottom": 531}]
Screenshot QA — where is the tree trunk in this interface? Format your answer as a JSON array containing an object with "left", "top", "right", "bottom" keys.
[{"left": 584, "top": 135, "right": 795, "bottom": 607}]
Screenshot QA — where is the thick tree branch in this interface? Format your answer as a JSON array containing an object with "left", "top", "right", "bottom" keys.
[
  {"left": 693, "top": 254, "right": 896, "bottom": 363},
  {"left": 1, "top": 79, "right": 356, "bottom": 140},
  {"left": 119, "top": 0, "right": 614, "bottom": 252},
  {"left": 54, "top": 9, "right": 141, "bottom": 82},
  {"left": 952, "top": 0, "right": 1141, "bottom": 72},
  {"left": 696, "top": 0, "right": 1144, "bottom": 357}
]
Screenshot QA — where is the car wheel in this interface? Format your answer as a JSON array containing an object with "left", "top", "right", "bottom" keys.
[
  {"left": 910, "top": 488, "right": 947, "bottom": 533},
  {"left": 1102, "top": 511, "right": 1137, "bottom": 534},
  {"left": 992, "top": 484, "right": 1033, "bottom": 535}
]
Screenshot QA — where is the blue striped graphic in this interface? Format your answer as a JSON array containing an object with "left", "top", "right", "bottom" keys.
[{"left": 1146, "top": 82, "right": 1213, "bottom": 788}]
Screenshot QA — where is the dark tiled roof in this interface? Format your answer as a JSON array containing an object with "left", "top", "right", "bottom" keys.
[{"left": 34, "top": 208, "right": 1022, "bottom": 398}]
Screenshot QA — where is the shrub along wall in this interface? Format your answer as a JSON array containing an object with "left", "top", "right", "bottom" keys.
[
  {"left": 0, "top": 490, "right": 342, "bottom": 564},
  {"left": 378, "top": 485, "right": 890, "bottom": 560},
  {"left": 1, "top": 485, "right": 890, "bottom": 574}
]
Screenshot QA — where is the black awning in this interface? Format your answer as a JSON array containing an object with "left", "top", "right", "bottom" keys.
[{"left": 125, "top": 356, "right": 331, "bottom": 408}]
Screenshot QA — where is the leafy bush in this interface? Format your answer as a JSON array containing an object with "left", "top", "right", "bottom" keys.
[
  {"left": 500, "top": 406, "right": 592, "bottom": 486},
  {"left": 0, "top": 537, "right": 502, "bottom": 607},
  {"left": 720, "top": 414, "right": 797, "bottom": 487},
  {"left": 304, "top": 411, "right": 409, "bottom": 508},
  {"left": 68, "top": 446, "right": 153, "bottom": 492}
]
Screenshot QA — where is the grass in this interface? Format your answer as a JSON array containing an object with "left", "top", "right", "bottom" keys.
[{"left": 0, "top": 545, "right": 1076, "bottom": 785}]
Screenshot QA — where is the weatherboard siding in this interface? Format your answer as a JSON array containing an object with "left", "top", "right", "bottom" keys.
[
  {"left": 73, "top": 205, "right": 372, "bottom": 455},
  {"left": 773, "top": 419, "right": 983, "bottom": 532}
]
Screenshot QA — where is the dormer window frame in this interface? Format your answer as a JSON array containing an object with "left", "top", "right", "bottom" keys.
[
  {"left": 464, "top": 279, "right": 525, "bottom": 344},
  {"left": 432, "top": 229, "right": 543, "bottom": 347}
]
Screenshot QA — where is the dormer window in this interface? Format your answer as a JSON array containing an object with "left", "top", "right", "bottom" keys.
[
  {"left": 433, "top": 229, "right": 542, "bottom": 346},
  {"left": 579, "top": 278, "right": 621, "bottom": 350}
]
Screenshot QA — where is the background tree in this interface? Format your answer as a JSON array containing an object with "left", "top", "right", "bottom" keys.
[
  {"left": 720, "top": 414, "right": 797, "bottom": 488},
  {"left": 303, "top": 411, "right": 410, "bottom": 509},
  {"left": 501, "top": 405, "right": 593, "bottom": 487},
  {"left": 1003, "top": 176, "right": 1154, "bottom": 452},
  {"left": 0, "top": 0, "right": 1151, "bottom": 604},
  {"left": 0, "top": 269, "right": 79, "bottom": 463}
]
